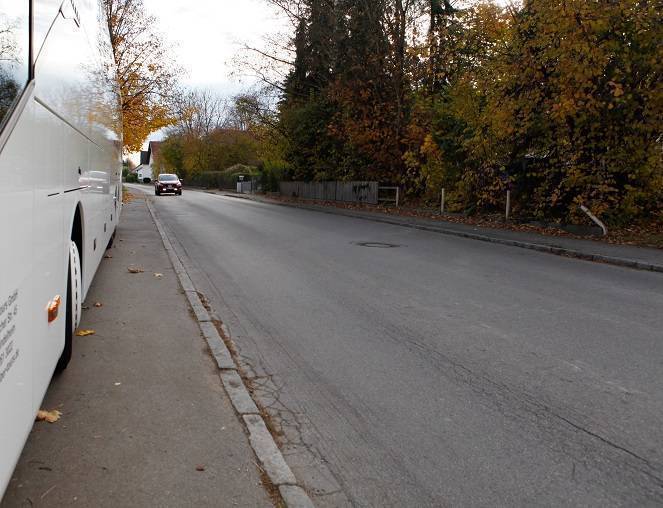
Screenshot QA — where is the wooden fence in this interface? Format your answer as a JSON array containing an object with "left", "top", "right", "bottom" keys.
[{"left": 278, "top": 181, "right": 378, "bottom": 205}]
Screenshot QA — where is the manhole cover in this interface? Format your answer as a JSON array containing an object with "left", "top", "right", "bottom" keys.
[{"left": 354, "top": 242, "right": 401, "bottom": 248}]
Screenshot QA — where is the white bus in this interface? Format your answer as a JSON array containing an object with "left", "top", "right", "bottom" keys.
[{"left": 0, "top": 0, "right": 122, "bottom": 496}]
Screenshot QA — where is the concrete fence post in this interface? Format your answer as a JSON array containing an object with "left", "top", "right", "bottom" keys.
[{"left": 440, "top": 188, "right": 445, "bottom": 214}]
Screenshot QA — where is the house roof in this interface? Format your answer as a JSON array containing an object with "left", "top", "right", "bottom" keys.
[
  {"left": 139, "top": 141, "right": 163, "bottom": 166},
  {"left": 147, "top": 141, "right": 162, "bottom": 165}
]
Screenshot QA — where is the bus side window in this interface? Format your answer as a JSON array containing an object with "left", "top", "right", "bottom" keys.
[{"left": 0, "top": 1, "right": 30, "bottom": 131}]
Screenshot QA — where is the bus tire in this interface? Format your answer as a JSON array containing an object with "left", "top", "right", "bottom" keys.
[
  {"left": 106, "top": 230, "right": 115, "bottom": 249},
  {"left": 55, "top": 241, "right": 82, "bottom": 373}
]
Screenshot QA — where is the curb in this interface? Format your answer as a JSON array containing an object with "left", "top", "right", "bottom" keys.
[
  {"left": 216, "top": 193, "right": 663, "bottom": 274},
  {"left": 145, "top": 198, "right": 315, "bottom": 508}
]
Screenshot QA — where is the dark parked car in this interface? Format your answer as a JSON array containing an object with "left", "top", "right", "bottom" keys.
[{"left": 155, "top": 174, "right": 182, "bottom": 196}]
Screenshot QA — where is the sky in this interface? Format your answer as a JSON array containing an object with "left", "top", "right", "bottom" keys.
[
  {"left": 142, "top": 0, "right": 285, "bottom": 96},
  {"left": 134, "top": 0, "right": 287, "bottom": 154},
  {"left": 139, "top": 0, "right": 516, "bottom": 101}
]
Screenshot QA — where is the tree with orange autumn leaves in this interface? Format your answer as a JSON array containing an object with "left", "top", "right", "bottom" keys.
[
  {"left": 103, "top": 0, "right": 180, "bottom": 152},
  {"left": 267, "top": 0, "right": 661, "bottom": 224}
]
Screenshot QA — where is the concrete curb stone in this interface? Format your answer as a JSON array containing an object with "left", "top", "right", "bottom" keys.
[
  {"left": 199, "top": 321, "right": 236, "bottom": 370},
  {"left": 184, "top": 290, "right": 211, "bottom": 322},
  {"left": 243, "top": 414, "right": 298, "bottom": 486},
  {"left": 177, "top": 272, "right": 196, "bottom": 292},
  {"left": 279, "top": 486, "right": 316, "bottom": 508},
  {"left": 220, "top": 370, "right": 260, "bottom": 415}
]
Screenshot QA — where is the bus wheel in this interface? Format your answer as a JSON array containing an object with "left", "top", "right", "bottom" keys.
[
  {"left": 55, "top": 241, "right": 82, "bottom": 373},
  {"left": 106, "top": 230, "right": 115, "bottom": 249}
]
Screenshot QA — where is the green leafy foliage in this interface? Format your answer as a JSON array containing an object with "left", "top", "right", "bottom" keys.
[{"left": 157, "top": 129, "right": 260, "bottom": 179}]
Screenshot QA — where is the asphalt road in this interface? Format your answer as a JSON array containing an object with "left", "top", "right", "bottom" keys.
[{"left": 131, "top": 185, "right": 663, "bottom": 507}]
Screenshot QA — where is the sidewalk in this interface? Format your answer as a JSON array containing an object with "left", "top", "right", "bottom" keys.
[
  {"left": 1, "top": 196, "right": 273, "bottom": 507},
  {"left": 216, "top": 191, "right": 663, "bottom": 272}
]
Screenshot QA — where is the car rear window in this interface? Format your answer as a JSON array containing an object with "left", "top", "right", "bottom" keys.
[{"left": 159, "top": 175, "right": 178, "bottom": 181}]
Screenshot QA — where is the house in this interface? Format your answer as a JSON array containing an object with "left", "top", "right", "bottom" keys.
[
  {"left": 132, "top": 164, "right": 144, "bottom": 181},
  {"left": 137, "top": 141, "right": 162, "bottom": 183}
]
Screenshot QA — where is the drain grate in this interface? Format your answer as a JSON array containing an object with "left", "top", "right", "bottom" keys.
[{"left": 354, "top": 241, "right": 401, "bottom": 248}]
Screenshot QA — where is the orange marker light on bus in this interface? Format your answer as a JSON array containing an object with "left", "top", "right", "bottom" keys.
[{"left": 47, "top": 296, "right": 62, "bottom": 323}]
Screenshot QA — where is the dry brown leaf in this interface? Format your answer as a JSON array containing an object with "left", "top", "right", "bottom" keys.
[
  {"left": 128, "top": 267, "right": 144, "bottom": 274},
  {"left": 94, "top": 302, "right": 103, "bottom": 308},
  {"left": 75, "top": 329, "right": 95, "bottom": 337},
  {"left": 153, "top": 273, "right": 163, "bottom": 278},
  {"left": 195, "top": 465, "right": 206, "bottom": 472},
  {"left": 36, "top": 409, "right": 62, "bottom": 423},
  {"left": 104, "top": 254, "right": 113, "bottom": 259}
]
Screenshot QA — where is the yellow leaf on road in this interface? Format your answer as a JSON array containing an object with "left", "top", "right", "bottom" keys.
[
  {"left": 76, "top": 329, "right": 95, "bottom": 336},
  {"left": 36, "top": 409, "right": 62, "bottom": 423}
]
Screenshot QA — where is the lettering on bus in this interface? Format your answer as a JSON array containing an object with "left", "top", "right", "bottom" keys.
[{"left": 0, "top": 289, "right": 19, "bottom": 386}]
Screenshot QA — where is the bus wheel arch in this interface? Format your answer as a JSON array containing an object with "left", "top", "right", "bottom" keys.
[
  {"left": 56, "top": 205, "right": 84, "bottom": 373},
  {"left": 70, "top": 204, "right": 83, "bottom": 277}
]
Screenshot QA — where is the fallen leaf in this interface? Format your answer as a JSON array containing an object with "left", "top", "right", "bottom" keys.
[
  {"left": 104, "top": 254, "right": 113, "bottom": 259},
  {"left": 75, "top": 329, "right": 95, "bottom": 336},
  {"left": 94, "top": 302, "right": 103, "bottom": 308},
  {"left": 36, "top": 409, "right": 62, "bottom": 423},
  {"left": 82, "top": 305, "right": 90, "bottom": 310},
  {"left": 195, "top": 465, "right": 206, "bottom": 472},
  {"left": 128, "top": 267, "right": 144, "bottom": 274},
  {"left": 114, "top": 382, "right": 122, "bottom": 386},
  {"left": 153, "top": 273, "right": 163, "bottom": 278}
]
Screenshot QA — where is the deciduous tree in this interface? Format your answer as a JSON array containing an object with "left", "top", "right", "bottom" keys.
[{"left": 103, "top": 0, "right": 180, "bottom": 151}]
